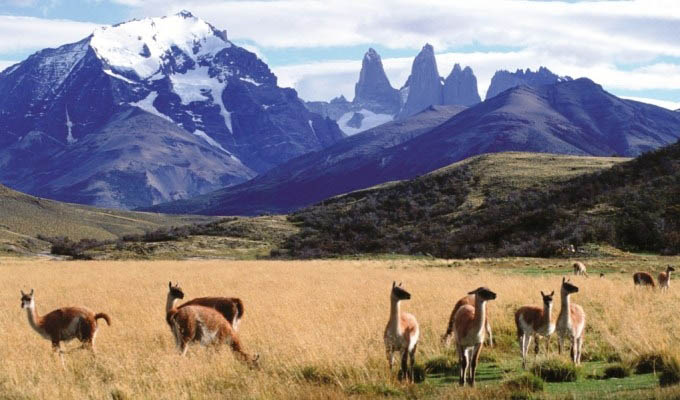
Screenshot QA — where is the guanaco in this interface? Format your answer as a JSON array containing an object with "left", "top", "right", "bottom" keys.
[
  {"left": 556, "top": 278, "right": 586, "bottom": 365},
  {"left": 20, "top": 289, "right": 111, "bottom": 363},
  {"left": 633, "top": 272, "right": 655, "bottom": 287},
  {"left": 384, "top": 281, "right": 419, "bottom": 382},
  {"left": 165, "top": 282, "right": 257, "bottom": 366},
  {"left": 573, "top": 262, "right": 588, "bottom": 277},
  {"left": 515, "top": 291, "right": 555, "bottom": 368},
  {"left": 659, "top": 265, "right": 675, "bottom": 291},
  {"left": 442, "top": 293, "right": 493, "bottom": 347},
  {"left": 453, "top": 287, "right": 497, "bottom": 386}
]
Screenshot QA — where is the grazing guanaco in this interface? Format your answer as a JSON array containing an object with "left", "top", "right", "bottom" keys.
[
  {"left": 659, "top": 265, "right": 675, "bottom": 291},
  {"left": 453, "top": 287, "right": 497, "bottom": 387},
  {"left": 163, "top": 288, "right": 244, "bottom": 332},
  {"left": 515, "top": 291, "right": 555, "bottom": 368},
  {"left": 573, "top": 262, "right": 588, "bottom": 277},
  {"left": 633, "top": 272, "right": 655, "bottom": 288},
  {"left": 20, "top": 289, "right": 111, "bottom": 363},
  {"left": 165, "top": 282, "right": 257, "bottom": 366},
  {"left": 556, "top": 278, "right": 586, "bottom": 365},
  {"left": 384, "top": 281, "right": 420, "bottom": 382},
  {"left": 442, "top": 294, "right": 493, "bottom": 347}
]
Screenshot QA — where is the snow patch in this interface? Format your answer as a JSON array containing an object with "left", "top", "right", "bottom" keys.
[
  {"left": 90, "top": 13, "right": 231, "bottom": 80},
  {"left": 337, "top": 110, "right": 393, "bottom": 136},
  {"left": 65, "top": 107, "right": 76, "bottom": 144},
  {"left": 240, "top": 76, "right": 262, "bottom": 86},
  {"left": 192, "top": 129, "right": 231, "bottom": 155},
  {"left": 170, "top": 65, "right": 232, "bottom": 133},
  {"left": 308, "top": 119, "right": 316, "bottom": 138},
  {"left": 130, "top": 92, "right": 173, "bottom": 122},
  {"left": 103, "top": 68, "right": 137, "bottom": 84}
]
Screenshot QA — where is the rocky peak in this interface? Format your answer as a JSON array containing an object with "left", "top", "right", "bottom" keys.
[
  {"left": 442, "top": 63, "right": 481, "bottom": 107},
  {"left": 353, "top": 48, "right": 400, "bottom": 115},
  {"left": 485, "top": 66, "right": 571, "bottom": 100},
  {"left": 398, "top": 43, "right": 443, "bottom": 119}
]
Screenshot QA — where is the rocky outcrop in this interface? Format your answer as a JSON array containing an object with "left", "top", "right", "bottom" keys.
[
  {"left": 485, "top": 66, "right": 571, "bottom": 100},
  {"left": 442, "top": 64, "right": 481, "bottom": 107},
  {"left": 397, "top": 44, "right": 443, "bottom": 119},
  {"left": 353, "top": 48, "right": 401, "bottom": 115}
]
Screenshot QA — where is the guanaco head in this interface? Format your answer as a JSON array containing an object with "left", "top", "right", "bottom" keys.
[
  {"left": 20, "top": 289, "right": 34, "bottom": 309},
  {"left": 168, "top": 282, "right": 185, "bottom": 300},
  {"left": 540, "top": 290, "right": 555, "bottom": 307},
  {"left": 468, "top": 287, "right": 497, "bottom": 301},
  {"left": 667, "top": 265, "right": 675, "bottom": 273},
  {"left": 391, "top": 281, "right": 411, "bottom": 301},
  {"left": 561, "top": 277, "right": 579, "bottom": 294}
]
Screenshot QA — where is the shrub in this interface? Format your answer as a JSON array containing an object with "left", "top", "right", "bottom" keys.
[
  {"left": 503, "top": 373, "right": 544, "bottom": 392},
  {"left": 603, "top": 363, "right": 632, "bottom": 379},
  {"left": 659, "top": 357, "right": 680, "bottom": 387},
  {"left": 634, "top": 352, "right": 666, "bottom": 374},
  {"left": 532, "top": 359, "right": 581, "bottom": 382}
]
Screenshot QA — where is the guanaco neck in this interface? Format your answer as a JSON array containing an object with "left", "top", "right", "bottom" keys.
[
  {"left": 473, "top": 296, "right": 487, "bottom": 334},
  {"left": 559, "top": 290, "right": 571, "bottom": 325},
  {"left": 25, "top": 303, "right": 44, "bottom": 334},
  {"left": 166, "top": 294, "right": 179, "bottom": 315},
  {"left": 388, "top": 296, "right": 402, "bottom": 334},
  {"left": 542, "top": 301, "right": 553, "bottom": 328}
]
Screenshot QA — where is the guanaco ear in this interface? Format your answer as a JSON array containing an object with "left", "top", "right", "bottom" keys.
[
  {"left": 562, "top": 277, "right": 566, "bottom": 283},
  {"left": 169, "top": 281, "right": 172, "bottom": 289},
  {"left": 392, "top": 281, "right": 396, "bottom": 288},
  {"left": 541, "top": 291, "right": 545, "bottom": 297},
  {"left": 30, "top": 289, "right": 34, "bottom": 295},
  {"left": 20, "top": 290, "right": 25, "bottom": 296},
  {"left": 550, "top": 291, "right": 555, "bottom": 296}
]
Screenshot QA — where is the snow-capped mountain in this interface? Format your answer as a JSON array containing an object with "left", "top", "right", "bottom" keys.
[
  {"left": 485, "top": 66, "right": 571, "bottom": 100},
  {"left": 306, "top": 46, "right": 481, "bottom": 134},
  {"left": 0, "top": 11, "right": 344, "bottom": 208}
]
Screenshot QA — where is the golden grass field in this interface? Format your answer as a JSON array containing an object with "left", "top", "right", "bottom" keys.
[{"left": 0, "top": 256, "right": 679, "bottom": 399}]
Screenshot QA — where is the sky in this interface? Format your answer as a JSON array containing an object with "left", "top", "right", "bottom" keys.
[{"left": 0, "top": 0, "right": 679, "bottom": 109}]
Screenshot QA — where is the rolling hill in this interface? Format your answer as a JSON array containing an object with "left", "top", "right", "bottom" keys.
[
  {"left": 0, "top": 183, "right": 213, "bottom": 254},
  {"left": 282, "top": 141, "right": 680, "bottom": 258}
]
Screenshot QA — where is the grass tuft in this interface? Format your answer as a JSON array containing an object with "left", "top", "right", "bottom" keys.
[
  {"left": 532, "top": 359, "right": 582, "bottom": 382},
  {"left": 423, "top": 355, "right": 458, "bottom": 375},
  {"left": 659, "top": 357, "right": 680, "bottom": 387},
  {"left": 503, "top": 373, "right": 544, "bottom": 392},
  {"left": 603, "top": 363, "right": 632, "bottom": 379},
  {"left": 634, "top": 352, "right": 666, "bottom": 374}
]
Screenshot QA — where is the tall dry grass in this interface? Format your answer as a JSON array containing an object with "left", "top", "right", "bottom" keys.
[{"left": 0, "top": 257, "right": 678, "bottom": 399}]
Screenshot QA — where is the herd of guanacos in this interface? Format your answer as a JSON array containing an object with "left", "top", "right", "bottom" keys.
[{"left": 18, "top": 261, "right": 674, "bottom": 386}]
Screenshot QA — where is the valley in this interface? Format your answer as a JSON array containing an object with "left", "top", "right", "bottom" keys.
[{"left": 1, "top": 257, "right": 679, "bottom": 399}]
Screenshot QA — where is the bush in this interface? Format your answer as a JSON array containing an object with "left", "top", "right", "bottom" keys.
[
  {"left": 659, "top": 357, "right": 680, "bottom": 387},
  {"left": 503, "top": 373, "right": 544, "bottom": 392},
  {"left": 603, "top": 363, "right": 632, "bottom": 379},
  {"left": 634, "top": 352, "right": 666, "bottom": 374},
  {"left": 532, "top": 359, "right": 582, "bottom": 382}
]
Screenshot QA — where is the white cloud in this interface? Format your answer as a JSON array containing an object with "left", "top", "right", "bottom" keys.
[
  {"left": 0, "top": 16, "right": 99, "bottom": 53},
  {"left": 120, "top": 0, "right": 680, "bottom": 64},
  {"left": 274, "top": 50, "right": 680, "bottom": 102},
  {"left": 0, "top": 60, "right": 19, "bottom": 73},
  {"left": 622, "top": 96, "right": 680, "bottom": 111}
]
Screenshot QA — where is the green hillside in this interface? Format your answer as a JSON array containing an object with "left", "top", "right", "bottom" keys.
[
  {"left": 0, "top": 184, "right": 214, "bottom": 254},
  {"left": 281, "top": 151, "right": 639, "bottom": 258}
]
